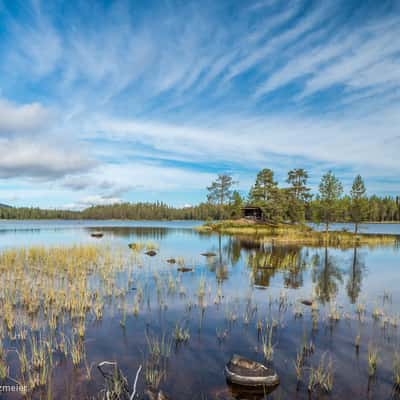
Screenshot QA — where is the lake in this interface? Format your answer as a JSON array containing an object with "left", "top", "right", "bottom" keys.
[{"left": 0, "top": 220, "right": 399, "bottom": 400}]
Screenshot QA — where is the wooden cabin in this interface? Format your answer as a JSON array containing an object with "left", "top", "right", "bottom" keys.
[{"left": 241, "top": 206, "right": 264, "bottom": 221}]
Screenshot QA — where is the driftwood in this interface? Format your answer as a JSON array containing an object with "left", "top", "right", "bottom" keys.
[{"left": 97, "top": 361, "right": 142, "bottom": 400}]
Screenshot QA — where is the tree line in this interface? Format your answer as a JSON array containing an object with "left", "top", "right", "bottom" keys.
[
  {"left": 0, "top": 169, "right": 398, "bottom": 226},
  {"left": 0, "top": 202, "right": 220, "bottom": 221}
]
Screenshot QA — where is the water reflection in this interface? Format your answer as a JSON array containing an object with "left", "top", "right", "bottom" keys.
[
  {"left": 205, "top": 235, "right": 230, "bottom": 281},
  {"left": 0, "top": 222, "right": 398, "bottom": 400},
  {"left": 85, "top": 226, "right": 194, "bottom": 240},
  {"left": 218, "top": 238, "right": 370, "bottom": 305},
  {"left": 310, "top": 247, "right": 343, "bottom": 304},
  {"left": 346, "top": 247, "right": 366, "bottom": 304},
  {"left": 241, "top": 242, "right": 307, "bottom": 289}
]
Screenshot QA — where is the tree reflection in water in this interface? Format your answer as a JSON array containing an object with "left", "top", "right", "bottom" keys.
[
  {"left": 312, "top": 247, "right": 343, "bottom": 304},
  {"left": 245, "top": 243, "right": 308, "bottom": 289},
  {"left": 205, "top": 237, "right": 367, "bottom": 304},
  {"left": 346, "top": 247, "right": 366, "bottom": 304}
]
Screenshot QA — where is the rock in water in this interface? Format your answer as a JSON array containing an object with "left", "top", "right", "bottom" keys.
[
  {"left": 225, "top": 354, "right": 279, "bottom": 387},
  {"left": 145, "top": 250, "right": 157, "bottom": 256},
  {"left": 166, "top": 258, "right": 176, "bottom": 264},
  {"left": 177, "top": 267, "right": 193, "bottom": 272},
  {"left": 91, "top": 232, "right": 103, "bottom": 238},
  {"left": 300, "top": 299, "right": 313, "bottom": 306},
  {"left": 201, "top": 252, "right": 216, "bottom": 257}
]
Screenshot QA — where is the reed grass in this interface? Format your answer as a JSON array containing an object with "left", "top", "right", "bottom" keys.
[
  {"left": 173, "top": 323, "right": 190, "bottom": 343},
  {"left": 308, "top": 353, "right": 334, "bottom": 394},
  {"left": 368, "top": 344, "right": 379, "bottom": 377}
]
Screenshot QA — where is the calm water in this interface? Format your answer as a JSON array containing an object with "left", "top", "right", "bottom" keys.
[{"left": 1, "top": 220, "right": 400, "bottom": 400}]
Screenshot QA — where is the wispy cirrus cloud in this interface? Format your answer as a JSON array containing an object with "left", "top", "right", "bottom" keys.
[{"left": 0, "top": 0, "right": 399, "bottom": 207}]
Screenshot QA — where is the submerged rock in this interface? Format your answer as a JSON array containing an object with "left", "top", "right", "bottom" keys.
[
  {"left": 91, "top": 232, "right": 103, "bottom": 238},
  {"left": 177, "top": 267, "right": 193, "bottom": 272},
  {"left": 201, "top": 252, "right": 216, "bottom": 257},
  {"left": 145, "top": 250, "right": 157, "bottom": 256},
  {"left": 300, "top": 299, "right": 313, "bottom": 306},
  {"left": 225, "top": 354, "right": 279, "bottom": 388},
  {"left": 166, "top": 258, "right": 176, "bottom": 264}
]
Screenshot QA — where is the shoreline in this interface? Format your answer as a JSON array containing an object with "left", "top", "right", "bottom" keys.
[{"left": 196, "top": 220, "right": 399, "bottom": 247}]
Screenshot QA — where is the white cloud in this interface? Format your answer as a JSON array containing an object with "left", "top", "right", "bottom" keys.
[
  {"left": 0, "top": 98, "right": 50, "bottom": 134},
  {"left": 0, "top": 138, "right": 96, "bottom": 179}
]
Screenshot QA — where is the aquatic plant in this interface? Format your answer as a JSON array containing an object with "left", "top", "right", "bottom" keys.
[
  {"left": 174, "top": 323, "right": 190, "bottom": 343},
  {"left": 146, "top": 333, "right": 173, "bottom": 361},
  {"left": 261, "top": 323, "right": 274, "bottom": 361},
  {"left": 294, "top": 350, "right": 304, "bottom": 387},
  {"left": 308, "top": 353, "right": 334, "bottom": 394},
  {"left": 144, "top": 361, "right": 165, "bottom": 389},
  {"left": 368, "top": 344, "right": 378, "bottom": 377},
  {"left": 70, "top": 336, "right": 84, "bottom": 367}
]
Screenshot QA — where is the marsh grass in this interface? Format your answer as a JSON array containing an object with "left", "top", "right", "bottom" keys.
[
  {"left": 261, "top": 323, "right": 275, "bottom": 362},
  {"left": 146, "top": 333, "right": 173, "bottom": 361},
  {"left": 294, "top": 350, "right": 304, "bottom": 388},
  {"left": 174, "top": 322, "right": 190, "bottom": 343},
  {"left": 0, "top": 244, "right": 135, "bottom": 394},
  {"left": 307, "top": 353, "right": 334, "bottom": 394},
  {"left": 368, "top": 344, "right": 379, "bottom": 377}
]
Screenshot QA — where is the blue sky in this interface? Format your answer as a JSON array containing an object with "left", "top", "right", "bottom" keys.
[{"left": 0, "top": 0, "right": 399, "bottom": 209}]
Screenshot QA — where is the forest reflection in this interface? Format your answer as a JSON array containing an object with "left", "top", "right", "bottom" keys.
[{"left": 217, "top": 236, "right": 367, "bottom": 304}]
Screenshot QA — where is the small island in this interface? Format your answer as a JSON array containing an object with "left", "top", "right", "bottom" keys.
[
  {"left": 196, "top": 169, "right": 399, "bottom": 248},
  {"left": 196, "top": 219, "right": 398, "bottom": 247}
]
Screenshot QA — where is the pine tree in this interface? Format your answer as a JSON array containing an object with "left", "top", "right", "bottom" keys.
[
  {"left": 207, "top": 174, "right": 236, "bottom": 219},
  {"left": 350, "top": 175, "right": 368, "bottom": 234},
  {"left": 249, "top": 169, "right": 284, "bottom": 223},
  {"left": 318, "top": 171, "right": 343, "bottom": 234},
  {"left": 286, "top": 168, "right": 311, "bottom": 222}
]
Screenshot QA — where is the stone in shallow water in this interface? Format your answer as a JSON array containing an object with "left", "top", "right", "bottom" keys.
[
  {"left": 145, "top": 250, "right": 157, "bottom": 256},
  {"left": 91, "top": 232, "right": 103, "bottom": 238},
  {"left": 300, "top": 299, "right": 313, "bottom": 306},
  {"left": 166, "top": 258, "right": 176, "bottom": 264},
  {"left": 201, "top": 252, "right": 216, "bottom": 257},
  {"left": 177, "top": 267, "right": 193, "bottom": 272},
  {"left": 225, "top": 354, "right": 279, "bottom": 388}
]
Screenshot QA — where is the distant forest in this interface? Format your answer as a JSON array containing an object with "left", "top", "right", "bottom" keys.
[{"left": 0, "top": 169, "right": 399, "bottom": 223}]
